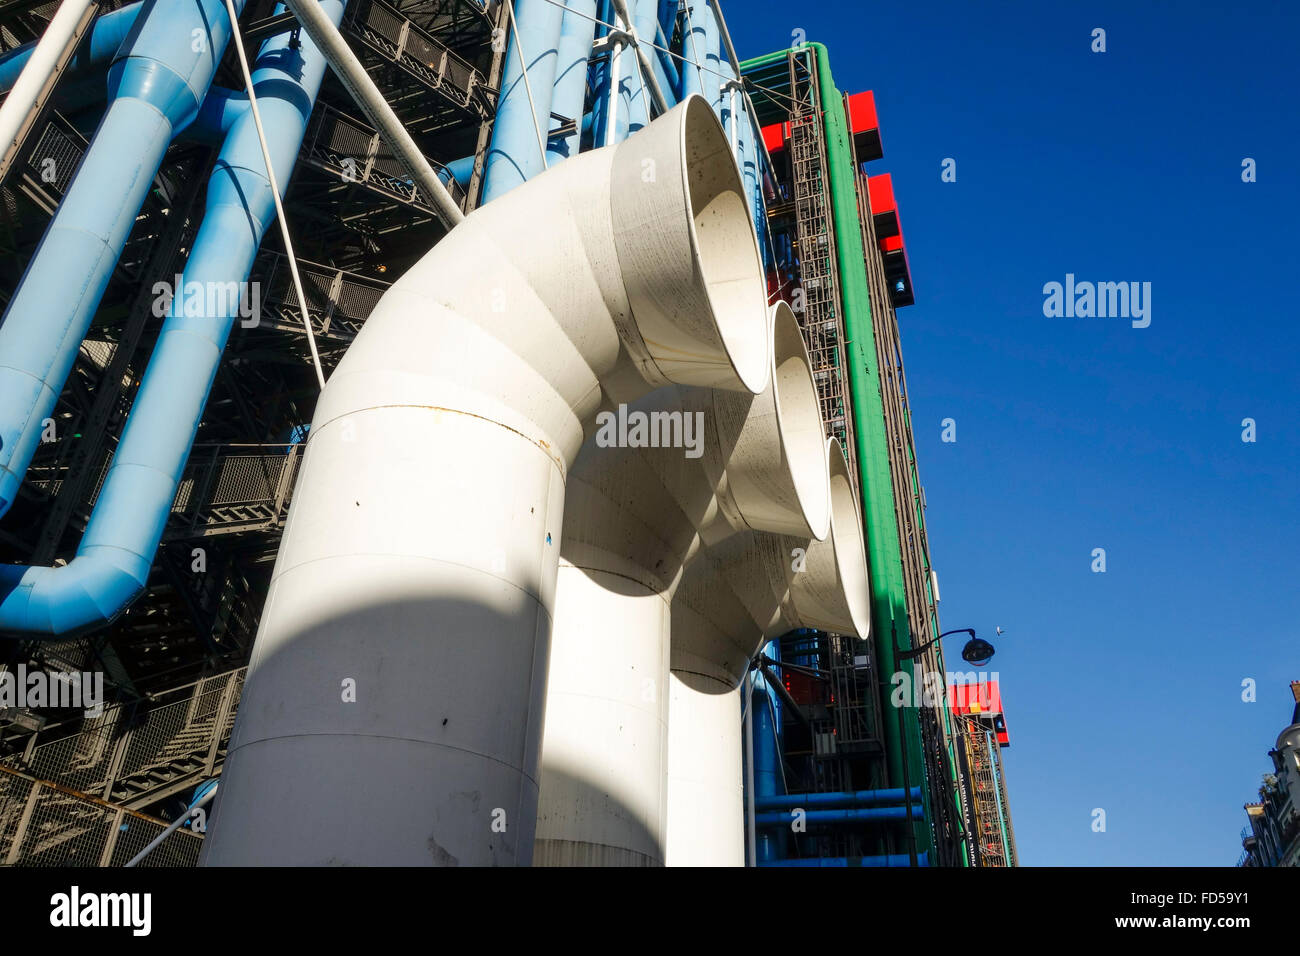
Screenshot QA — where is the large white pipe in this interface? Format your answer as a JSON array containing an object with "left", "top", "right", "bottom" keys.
[
  {"left": 200, "top": 95, "right": 768, "bottom": 866},
  {"left": 666, "top": 438, "right": 871, "bottom": 866},
  {"left": 534, "top": 303, "right": 828, "bottom": 867},
  {"left": 0, "top": 0, "right": 96, "bottom": 179}
]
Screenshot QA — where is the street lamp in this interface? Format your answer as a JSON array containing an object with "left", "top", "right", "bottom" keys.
[
  {"left": 897, "top": 627, "right": 996, "bottom": 667},
  {"left": 892, "top": 626, "right": 999, "bottom": 867}
]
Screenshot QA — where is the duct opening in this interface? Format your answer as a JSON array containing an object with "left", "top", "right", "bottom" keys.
[
  {"left": 768, "top": 302, "right": 831, "bottom": 540},
  {"left": 679, "top": 95, "right": 768, "bottom": 393},
  {"left": 826, "top": 443, "right": 872, "bottom": 640}
]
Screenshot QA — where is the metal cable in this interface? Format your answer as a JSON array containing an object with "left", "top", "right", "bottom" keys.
[{"left": 223, "top": 0, "right": 326, "bottom": 390}]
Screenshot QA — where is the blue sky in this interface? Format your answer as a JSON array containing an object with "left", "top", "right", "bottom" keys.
[{"left": 729, "top": 1, "right": 1300, "bottom": 865}]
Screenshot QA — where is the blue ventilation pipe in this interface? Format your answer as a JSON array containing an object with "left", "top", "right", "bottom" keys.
[
  {"left": 751, "top": 649, "right": 785, "bottom": 864},
  {"left": 482, "top": 0, "right": 565, "bottom": 202},
  {"left": 0, "top": 1, "right": 143, "bottom": 92},
  {"left": 703, "top": 3, "right": 721, "bottom": 113},
  {"left": 546, "top": 0, "right": 596, "bottom": 165},
  {"left": 759, "top": 853, "right": 930, "bottom": 868},
  {"left": 679, "top": 1, "right": 706, "bottom": 99},
  {"left": 0, "top": 1, "right": 346, "bottom": 636},
  {"left": 754, "top": 787, "right": 923, "bottom": 812},
  {"left": 755, "top": 806, "right": 914, "bottom": 827},
  {"left": 0, "top": 0, "right": 245, "bottom": 518},
  {"left": 624, "top": 0, "right": 659, "bottom": 133}
]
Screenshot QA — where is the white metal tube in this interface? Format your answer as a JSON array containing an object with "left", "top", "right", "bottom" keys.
[
  {"left": 280, "top": 0, "right": 464, "bottom": 229},
  {"left": 0, "top": 0, "right": 96, "bottom": 173},
  {"left": 535, "top": 303, "right": 828, "bottom": 866},
  {"left": 201, "top": 96, "right": 768, "bottom": 866},
  {"left": 667, "top": 664, "right": 744, "bottom": 866}
]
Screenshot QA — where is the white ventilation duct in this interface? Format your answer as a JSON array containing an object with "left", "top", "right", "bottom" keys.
[
  {"left": 534, "top": 303, "right": 829, "bottom": 866},
  {"left": 667, "top": 439, "right": 870, "bottom": 865},
  {"left": 200, "top": 95, "right": 768, "bottom": 867}
]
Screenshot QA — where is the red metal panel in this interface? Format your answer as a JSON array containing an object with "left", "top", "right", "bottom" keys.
[
  {"left": 761, "top": 121, "right": 787, "bottom": 154},
  {"left": 845, "top": 90, "right": 878, "bottom": 135}
]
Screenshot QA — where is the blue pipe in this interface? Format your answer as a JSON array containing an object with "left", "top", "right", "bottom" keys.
[
  {"left": 759, "top": 853, "right": 930, "bottom": 868},
  {"left": 482, "top": 0, "right": 565, "bottom": 202},
  {"left": 0, "top": 1, "right": 143, "bottom": 92},
  {"left": 755, "top": 787, "right": 923, "bottom": 812},
  {"left": 547, "top": 0, "right": 596, "bottom": 165},
  {"left": 703, "top": 3, "right": 720, "bottom": 113},
  {"left": 589, "top": 0, "right": 612, "bottom": 145},
  {"left": 653, "top": 22, "right": 678, "bottom": 100},
  {"left": 612, "top": 0, "right": 638, "bottom": 139},
  {"left": 679, "top": 1, "right": 706, "bottom": 99},
  {"left": 625, "top": 0, "right": 662, "bottom": 133},
  {"left": 755, "top": 807, "right": 913, "bottom": 827},
  {"left": 0, "top": 0, "right": 245, "bottom": 518},
  {"left": 0, "top": 1, "right": 345, "bottom": 636},
  {"left": 752, "top": 650, "right": 784, "bottom": 864}
]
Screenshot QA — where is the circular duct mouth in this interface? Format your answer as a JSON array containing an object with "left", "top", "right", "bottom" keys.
[
  {"left": 770, "top": 302, "right": 831, "bottom": 541},
  {"left": 680, "top": 95, "right": 769, "bottom": 394},
  {"left": 826, "top": 438, "right": 872, "bottom": 640}
]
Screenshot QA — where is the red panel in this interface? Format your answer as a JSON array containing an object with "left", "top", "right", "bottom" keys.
[
  {"left": 949, "top": 680, "right": 1003, "bottom": 716},
  {"left": 880, "top": 234, "right": 904, "bottom": 254},
  {"left": 845, "top": 90, "right": 879, "bottom": 136},
  {"left": 868, "top": 173, "right": 897, "bottom": 217},
  {"left": 761, "top": 121, "right": 787, "bottom": 154}
]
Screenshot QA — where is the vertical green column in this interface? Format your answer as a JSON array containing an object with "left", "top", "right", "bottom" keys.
[{"left": 808, "top": 42, "right": 930, "bottom": 856}]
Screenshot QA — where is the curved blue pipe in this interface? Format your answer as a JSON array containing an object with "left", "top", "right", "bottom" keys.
[
  {"left": 0, "top": 1, "right": 346, "bottom": 636},
  {"left": 755, "top": 806, "right": 913, "bottom": 827},
  {"left": 0, "top": 0, "right": 246, "bottom": 519},
  {"left": 546, "top": 0, "right": 596, "bottom": 165},
  {"left": 755, "top": 787, "right": 923, "bottom": 812},
  {"left": 482, "top": 0, "right": 565, "bottom": 202},
  {"left": 0, "top": 1, "right": 143, "bottom": 92},
  {"left": 759, "top": 853, "right": 929, "bottom": 868}
]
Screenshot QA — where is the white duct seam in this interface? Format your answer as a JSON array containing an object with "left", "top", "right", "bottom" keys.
[
  {"left": 666, "top": 438, "right": 871, "bottom": 866},
  {"left": 535, "top": 304, "right": 831, "bottom": 867},
  {"left": 200, "top": 95, "right": 767, "bottom": 867}
]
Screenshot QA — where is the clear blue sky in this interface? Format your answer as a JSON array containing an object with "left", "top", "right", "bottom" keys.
[{"left": 729, "top": 1, "right": 1300, "bottom": 866}]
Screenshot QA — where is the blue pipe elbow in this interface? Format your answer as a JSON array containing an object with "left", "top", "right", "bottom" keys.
[
  {"left": 0, "top": 0, "right": 245, "bottom": 521},
  {"left": 0, "top": 2, "right": 344, "bottom": 637},
  {"left": 0, "top": 1, "right": 144, "bottom": 93}
]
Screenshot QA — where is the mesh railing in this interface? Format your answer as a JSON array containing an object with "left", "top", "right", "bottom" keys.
[
  {"left": 343, "top": 0, "right": 492, "bottom": 116},
  {"left": 253, "top": 249, "right": 390, "bottom": 342},
  {"left": 3, "top": 669, "right": 244, "bottom": 806},
  {"left": 0, "top": 768, "right": 203, "bottom": 867},
  {"left": 86, "top": 445, "right": 300, "bottom": 538},
  {"left": 300, "top": 102, "right": 465, "bottom": 211},
  {"left": 24, "top": 117, "right": 84, "bottom": 196}
]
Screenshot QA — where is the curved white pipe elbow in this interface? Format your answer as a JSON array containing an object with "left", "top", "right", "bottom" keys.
[
  {"left": 201, "top": 95, "right": 767, "bottom": 867},
  {"left": 536, "top": 303, "right": 830, "bottom": 867}
]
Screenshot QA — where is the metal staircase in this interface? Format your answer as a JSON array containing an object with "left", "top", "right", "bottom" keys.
[{"left": 0, "top": 667, "right": 244, "bottom": 866}]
